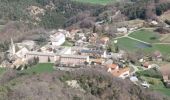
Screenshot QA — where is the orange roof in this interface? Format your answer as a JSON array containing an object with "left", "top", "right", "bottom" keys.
[
  {"left": 100, "top": 37, "right": 109, "bottom": 42},
  {"left": 107, "top": 64, "right": 118, "bottom": 69},
  {"left": 90, "top": 59, "right": 103, "bottom": 63},
  {"left": 111, "top": 67, "right": 130, "bottom": 77},
  {"left": 143, "top": 62, "right": 150, "bottom": 67}
]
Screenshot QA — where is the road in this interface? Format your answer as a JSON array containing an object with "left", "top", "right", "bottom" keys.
[
  {"left": 127, "top": 36, "right": 151, "bottom": 45},
  {"left": 129, "top": 63, "right": 139, "bottom": 75},
  {"left": 114, "top": 28, "right": 170, "bottom": 45}
]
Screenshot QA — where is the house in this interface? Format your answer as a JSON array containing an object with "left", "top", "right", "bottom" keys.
[
  {"left": 11, "top": 58, "right": 27, "bottom": 69},
  {"left": 106, "top": 64, "right": 130, "bottom": 79},
  {"left": 60, "top": 55, "right": 89, "bottom": 65},
  {"left": 160, "top": 64, "right": 170, "bottom": 88},
  {"left": 26, "top": 51, "right": 89, "bottom": 65},
  {"left": 15, "top": 47, "right": 29, "bottom": 58},
  {"left": 100, "top": 37, "right": 109, "bottom": 46},
  {"left": 130, "top": 76, "right": 139, "bottom": 84},
  {"left": 50, "top": 33, "right": 65, "bottom": 46},
  {"left": 150, "top": 20, "right": 158, "bottom": 26},
  {"left": 152, "top": 51, "right": 163, "bottom": 61},
  {"left": 117, "top": 27, "right": 128, "bottom": 34},
  {"left": 9, "top": 39, "right": 30, "bottom": 59},
  {"left": 68, "top": 29, "right": 81, "bottom": 40},
  {"left": 26, "top": 52, "right": 59, "bottom": 63},
  {"left": 141, "top": 81, "right": 150, "bottom": 88},
  {"left": 89, "top": 58, "right": 104, "bottom": 65},
  {"left": 89, "top": 33, "right": 98, "bottom": 44},
  {"left": 0, "top": 60, "right": 11, "bottom": 68},
  {"left": 142, "top": 62, "right": 151, "bottom": 68},
  {"left": 80, "top": 49, "right": 104, "bottom": 58}
]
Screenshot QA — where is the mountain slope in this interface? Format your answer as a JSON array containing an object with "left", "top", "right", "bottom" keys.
[{"left": 0, "top": 69, "right": 168, "bottom": 100}]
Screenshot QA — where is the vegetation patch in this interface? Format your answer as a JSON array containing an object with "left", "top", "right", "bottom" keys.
[
  {"left": 141, "top": 76, "right": 170, "bottom": 97},
  {"left": 136, "top": 68, "right": 162, "bottom": 79},
  {"left": 20, "top": 63, "right": 54, "bottom": 74},
  {"left": 62, "top": 40, "right": 74, "bottom": 47},
  {"left": 0, "top": 68, "right": 6, "bottom": 75}
]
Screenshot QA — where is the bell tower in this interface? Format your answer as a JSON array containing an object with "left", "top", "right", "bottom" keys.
[{"left": 10, "top": 38, "right": 15, "bottom": 55}]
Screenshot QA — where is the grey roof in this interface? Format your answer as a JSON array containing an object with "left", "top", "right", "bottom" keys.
[
  {"left": 61, "top": 54, "right": 88, "bottom": 59},
  {"left": 26, "top": 52, "right": 57, "bottom": 57},
  {"left": 80, "top": 49, "right": 103, "bottom": 54},
  {"left": 26, "top": 52, "right": 88, "bottom": 59}
]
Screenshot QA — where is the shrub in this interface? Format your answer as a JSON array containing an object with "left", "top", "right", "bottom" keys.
[{"left": 136, "top": 68, "right": 162, "bottom": 78}]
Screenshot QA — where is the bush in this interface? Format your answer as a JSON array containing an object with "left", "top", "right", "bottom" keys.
[
  {"left": 72, "top": 96, "right": 81, "bottom": 100},
  {"left": 136, "top": 68, "right": 162, "bottom": 78}
]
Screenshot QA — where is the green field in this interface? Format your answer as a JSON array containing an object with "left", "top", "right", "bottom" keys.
[
  {"left": 21, "top": 63, "right": 54, "bottom": 74},
  {"left": 72, "top": 0, "right": 116, "bottom": 5},
  {"left": 113, "top": 28, "right": 170, "bottom": 55},
  {"left": 129, "top": 29, "right": 160, "bottom": 43},
  {"left": 141, "top": 76, "right": 170, "bottom": 96},
  {"left": 114, "top": 37, "right": 170, "bottom": 54}
]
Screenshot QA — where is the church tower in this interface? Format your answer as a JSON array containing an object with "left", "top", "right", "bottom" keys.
[{"left": 10, "top": 38, "right": 15, "bottom": 55}]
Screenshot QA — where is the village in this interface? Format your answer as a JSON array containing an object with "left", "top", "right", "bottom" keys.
[{"left": 0, "top": 19, "right": 170, "bottom": 93}]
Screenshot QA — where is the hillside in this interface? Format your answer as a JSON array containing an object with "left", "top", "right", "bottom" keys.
[{"left": 0, "top": 69, "right": 168, "bottom": 100}]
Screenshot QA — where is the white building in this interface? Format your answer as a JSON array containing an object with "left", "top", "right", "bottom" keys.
[
  {"left": 117, "top": 27, "right": 128, "bottom": 34},
  {"left": 15, "top": 47, "right": 29, "bottom": 58},
  {"left": 50, "top": 33, "right": 65, "bottom": 46}
]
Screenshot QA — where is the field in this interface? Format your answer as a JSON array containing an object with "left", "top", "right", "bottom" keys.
[
  {"left": 141, "top": 76, "right": 170, "bottom": 96},
  {"left": 72, "top": 0, "right": 116, "bottom": 5},
  {"left": 160, "top": 34, "right": 170, "bottom": 43},
  {"left": 21, "top": 63, "right": 54, "bottom": 74},
  {"left": 129, "top": 29, "right": 160, "bottom": 43},
  {"left": 113, "top": 29, "right": 170, "bottom": 55}
]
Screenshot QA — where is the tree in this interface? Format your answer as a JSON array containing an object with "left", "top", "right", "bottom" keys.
[
  {"left": 115, "top": 45, "right": 119, "bottom": 53},
  {"left": 48, "top": 57, "right": 51, "bottom": 62}
]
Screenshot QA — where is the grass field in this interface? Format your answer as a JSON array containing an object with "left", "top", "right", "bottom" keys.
[
  {"left": 72, "top": 0, "right": 116, "bottom": 5},
  {"left": 141, "top": 76, "right": 170, "bottom": 96},
  {"left": 129, "top": 29, "right": 160, "bottom": 43},
  {"left": 113, "top": 28, "right": 170, "bottom": 55},
  {"left": 21, "top": 63, "right": 54, "bottom": 74},
  {"left": 114, "top": 37, "right": 170, "bottom": 54}
]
